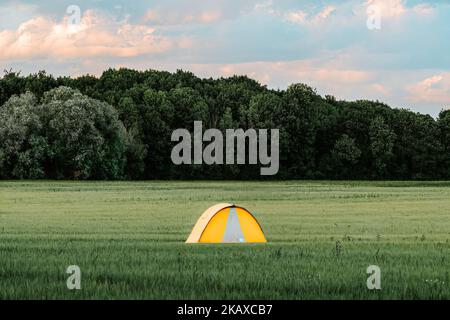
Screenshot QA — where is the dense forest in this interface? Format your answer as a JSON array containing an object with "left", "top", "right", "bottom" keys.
[{"left": 0, "top": 68, "right": 449, "bottom": 180}]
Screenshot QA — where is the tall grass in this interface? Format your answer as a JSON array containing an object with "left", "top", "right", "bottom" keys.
[{"left": 0, "top": 181, "right": 449, "bottom": 299}]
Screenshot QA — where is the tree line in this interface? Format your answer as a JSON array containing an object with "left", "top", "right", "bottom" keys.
[{"left": 0, "top": 68, "right": 449, "bottom": 180}]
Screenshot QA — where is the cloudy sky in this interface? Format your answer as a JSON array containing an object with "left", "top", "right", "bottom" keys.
[{"left": 0, "top": 0, "right": 449, "bottom": 116}]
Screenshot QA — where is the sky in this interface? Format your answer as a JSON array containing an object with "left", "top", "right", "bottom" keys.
[{"left": 0, "top": 0, "right": 449, "bottom": 116}]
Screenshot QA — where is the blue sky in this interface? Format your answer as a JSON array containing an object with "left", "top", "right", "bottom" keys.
[{"left": 0, "top": 0, "right": 449, "bottom": 116}]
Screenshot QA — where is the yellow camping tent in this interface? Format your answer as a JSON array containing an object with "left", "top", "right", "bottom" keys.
[{"left": 186, "top": 203, "right": 267, "bottom": 243}]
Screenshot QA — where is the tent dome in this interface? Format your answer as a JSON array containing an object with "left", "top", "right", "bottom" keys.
[{"left": 186, "top": 203, "right": 267, "bottom": 243}]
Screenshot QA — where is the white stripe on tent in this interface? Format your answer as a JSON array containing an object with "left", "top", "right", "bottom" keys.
[{"left": 222, "top": 207, "right": 246, "bottom": 243}]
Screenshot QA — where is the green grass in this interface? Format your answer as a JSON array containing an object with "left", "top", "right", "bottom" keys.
[{"left": 1, "top": 180, "right": 450, "bottom": 299}]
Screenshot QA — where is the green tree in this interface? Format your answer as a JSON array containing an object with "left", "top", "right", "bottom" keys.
[
  {"left": 280, "top": 83, "right": 321, "bottom": 178},
  {"left": 331, "top": 134, "right": 362, "bottom": 178},
  {"left": 369, "top": 116, "right": 396, "bottom": 178},
  {"left": 38, "top": 86, "right": 127, "bottom": 179},
  {"left": 436, "top": 109, "right": 450, "bottom": 179},
  {"left": 0, "top": 92, "right": 46, "bottom": 178},
  {"left": 1, "top": 68, "right": 448, "bottom": 180}
]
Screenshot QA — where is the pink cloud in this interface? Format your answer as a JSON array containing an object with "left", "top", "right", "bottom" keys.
[
  {"left": 365, "top": 0, "right": 434, "bottom": 18},
  {"left": 312, "top": 68, "right": 369, "bottom": 83},
  {"left": 255, "top": 2, "right": 336, "bottom": 25},
  {"left": 143, "top": 8, "right": 222, "bottom": 25},
  {"left": 0, "top": 10, "right": 174, "bottom": 61},
  {"left": 188, "top": 59, "right": 373, "bottom": 98},
  {"left": 365, "top": 0, "right": 406, "bottom": 18},
  {"left": 371, "top": 83, "right": 391, "bottom": 96},
  {"left": 412, "top": 4, "right": 435, "bottom": 15},
  {"left": 407, "top": 73, "right": 450, "bottom": 105},
  {"left": 284, "top": 11, "right": 308, "bottom": 24},
  {"left": 284, "top": 6, "right": 336, "bottom": 25},
  {"left": 317, "top": 6, "right": 337, "bottom": 19}
]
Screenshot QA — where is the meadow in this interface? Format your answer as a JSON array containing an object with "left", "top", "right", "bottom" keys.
[{"left": 1, "top": 180, "right": 450, "bottom": 299}]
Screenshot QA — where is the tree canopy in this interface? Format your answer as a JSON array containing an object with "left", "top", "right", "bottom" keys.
[{"left": 0, "top": 68, "right": 449, "bottom": 180}]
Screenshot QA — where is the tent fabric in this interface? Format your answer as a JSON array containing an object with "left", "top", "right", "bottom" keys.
[
  {"left": 186, "top": 203, "right": 267, "bottom": 243},
  {"left": 222, "top": 207, "right": 245, "bottom": 243}
]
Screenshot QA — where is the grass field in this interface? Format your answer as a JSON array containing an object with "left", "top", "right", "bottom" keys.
[{"left": 1, "top": 180, "right": 450, "bottom": 299}]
